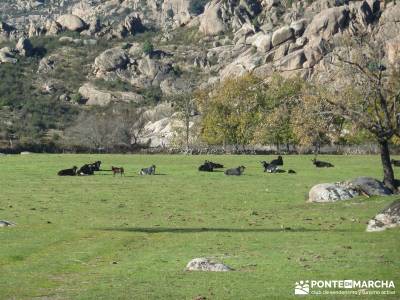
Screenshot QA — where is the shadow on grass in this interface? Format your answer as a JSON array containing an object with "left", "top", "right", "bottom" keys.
[
  {"left": 99, "top": 227, "right": 349, "bottom": 233},
  {"left": 95, "top": 174, "right": 168, "bottom": 177}
]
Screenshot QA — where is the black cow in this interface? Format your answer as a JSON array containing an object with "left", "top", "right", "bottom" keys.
[
  {"left": 391, "top": 159, "right": 400, "bottom": 167},
  {"left": 199, "top": 162, "right": 213, "bottom": 172},
  {"left": 140, "top": 165, "right": 156, "bottom": 175},
  {"left": 224, "top": 166, "right": 246, "bottom": 176},
  {"left": 58, "top": 166, "right": 77, "bottom": 176},
  {"left": 205, "top": 160, "right": 224, "bottom": 168},
  {"left": 312, "top": 158, "right": 334, "bottom": 168},
  {"left": 90, "top": 161, "right": 101, "bottom": 171},
  {"left": 77, "top": 164, "right": 95, "bottom": 175},
  {"left": 270, "top": 155, "right": 283, "bottom": 166}
]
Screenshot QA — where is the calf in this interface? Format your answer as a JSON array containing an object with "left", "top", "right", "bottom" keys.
[
  {"left": 112, "top": 166, "right": 125, "bottom": 176},
  {"left": 391, "top": 159, "right": 400, "bottom": 167},
  {"left": 58, "top": 166, "right": 77, "bottom": 176},
  {"left": 224, "top": 166, "right": 246, "bottom": 176},
  {"left": 199, "top": 162, "right": 214, "bottom": 172},
  {"left": 140, "top": 165, "right": 156, "bottom": 175},
  {"left": 312, "top": 158, "right": 334, "bottom": 168}
]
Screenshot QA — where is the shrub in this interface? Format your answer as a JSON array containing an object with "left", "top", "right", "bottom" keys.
[{"left": 142, "top": 40, "right": 154, "bottom": 55}]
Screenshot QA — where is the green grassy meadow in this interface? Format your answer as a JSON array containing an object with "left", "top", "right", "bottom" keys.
[{"left": 0, "top": 154, "right": 399, "bottom": 299}]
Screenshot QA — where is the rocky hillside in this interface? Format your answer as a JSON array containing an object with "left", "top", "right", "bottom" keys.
[{"left": 0, "top": 0, "right": 399, "bottom": 149}]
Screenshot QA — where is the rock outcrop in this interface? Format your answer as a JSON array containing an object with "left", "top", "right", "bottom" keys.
[
  {"left": 78, "top": 83, "right": 144, "bottom": 106},
  {"left": 93, "top": 48, "right": 129, "bottom": 75},
  {"left": 56, "top": 14, "right": 87, "bottom": 32}
]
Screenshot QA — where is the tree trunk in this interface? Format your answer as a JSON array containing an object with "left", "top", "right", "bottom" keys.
[
  {"left": 185, "top": 116, "right": 190, "bottom": 153},
  {"left": 379, "top": 139, "right": 397, "bottom": 192}
]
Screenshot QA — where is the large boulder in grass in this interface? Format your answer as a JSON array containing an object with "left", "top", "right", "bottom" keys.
[
  {"left": 367, "top": 200, "right": 400, "bottom": 232},
  {"left": 308, "top": 183, "right": 359, "bottom": 203},
  {"left": 308, "top": 177, "right": 392, "bottom": 203},
  {"left": 57, "top": 14, "right": 87, "bottom": 32},
  {"left": 347, "top": 177, "right": 392, "bottom": 197},
  {"left": 186, "top": 258, "right": 232, "bottom": 272}
]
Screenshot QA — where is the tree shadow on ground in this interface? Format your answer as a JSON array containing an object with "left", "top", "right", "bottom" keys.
[{"left": 99, "top": 227, "right": 349, "bottom": 233}]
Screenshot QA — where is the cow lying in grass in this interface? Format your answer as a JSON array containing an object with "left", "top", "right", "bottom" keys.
[
  {"left": 112, "top": 166, "right": 124, "bottom": 176},
  {"left": 206, "top": 160, "right": 224, "bottom": 169},
  {"left": 91, "top": 161, "right": 101, "bottom": 171},
  {"left": 224, "top": 166, "right": 246, "bottom": 176},
  {"left": 270, "top": 155, "right": 283, "bottom": 166},
  {"left": 140, "top": 165, "right": 156, "bottom": 175},
  {"left": 312, "top": 158, "right": 334, "bottom": 168},
  {"left": 77, "top": 164, "right": 95, "bottom": 175},
  {"left": 76, "top": 161, "right": 102, "bottom": 175},
  {"left": 199, "top": 161, "right": 214, "bottom": 172},
  {"left": 260, "top": 161, "right": 285, "bottom": 173},
  {"left": 58, "top": 166, "right": 77, "bottom": 176}
]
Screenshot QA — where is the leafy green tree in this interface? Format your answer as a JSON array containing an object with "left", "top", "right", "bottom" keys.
[
  {"left": 197, "top": 74, "right": 266, "bottom": 151},
  {"left": 253, "top": 75, "right": 303, "bottom": 152}
]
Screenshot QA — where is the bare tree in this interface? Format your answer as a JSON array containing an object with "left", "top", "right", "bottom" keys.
[
  {"left": 66, "top": 110, "right": 120, "bottom": 151},
  {"left": 317, "top": 33, "right": 400, "bottom": 191},
  {"left": 114, "top": 104, "right": 148, "bottom": 148},
  {"left": 171, "top": 92, "right": 196, "bottom": 153}
]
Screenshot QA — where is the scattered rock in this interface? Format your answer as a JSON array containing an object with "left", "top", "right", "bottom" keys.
[
  {"left": 0, "top": 47, "right": 17, "bottom": 64},
  {"left": 185, "top": 258, "right": 232, "bottom": 272},
  {"left": 367, "top": 200, "right": 400, "bottom": 232}
]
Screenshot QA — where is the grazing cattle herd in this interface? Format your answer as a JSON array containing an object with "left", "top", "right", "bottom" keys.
[{"left": 56, "top": 156, "right": 337, "bottom": 177}]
